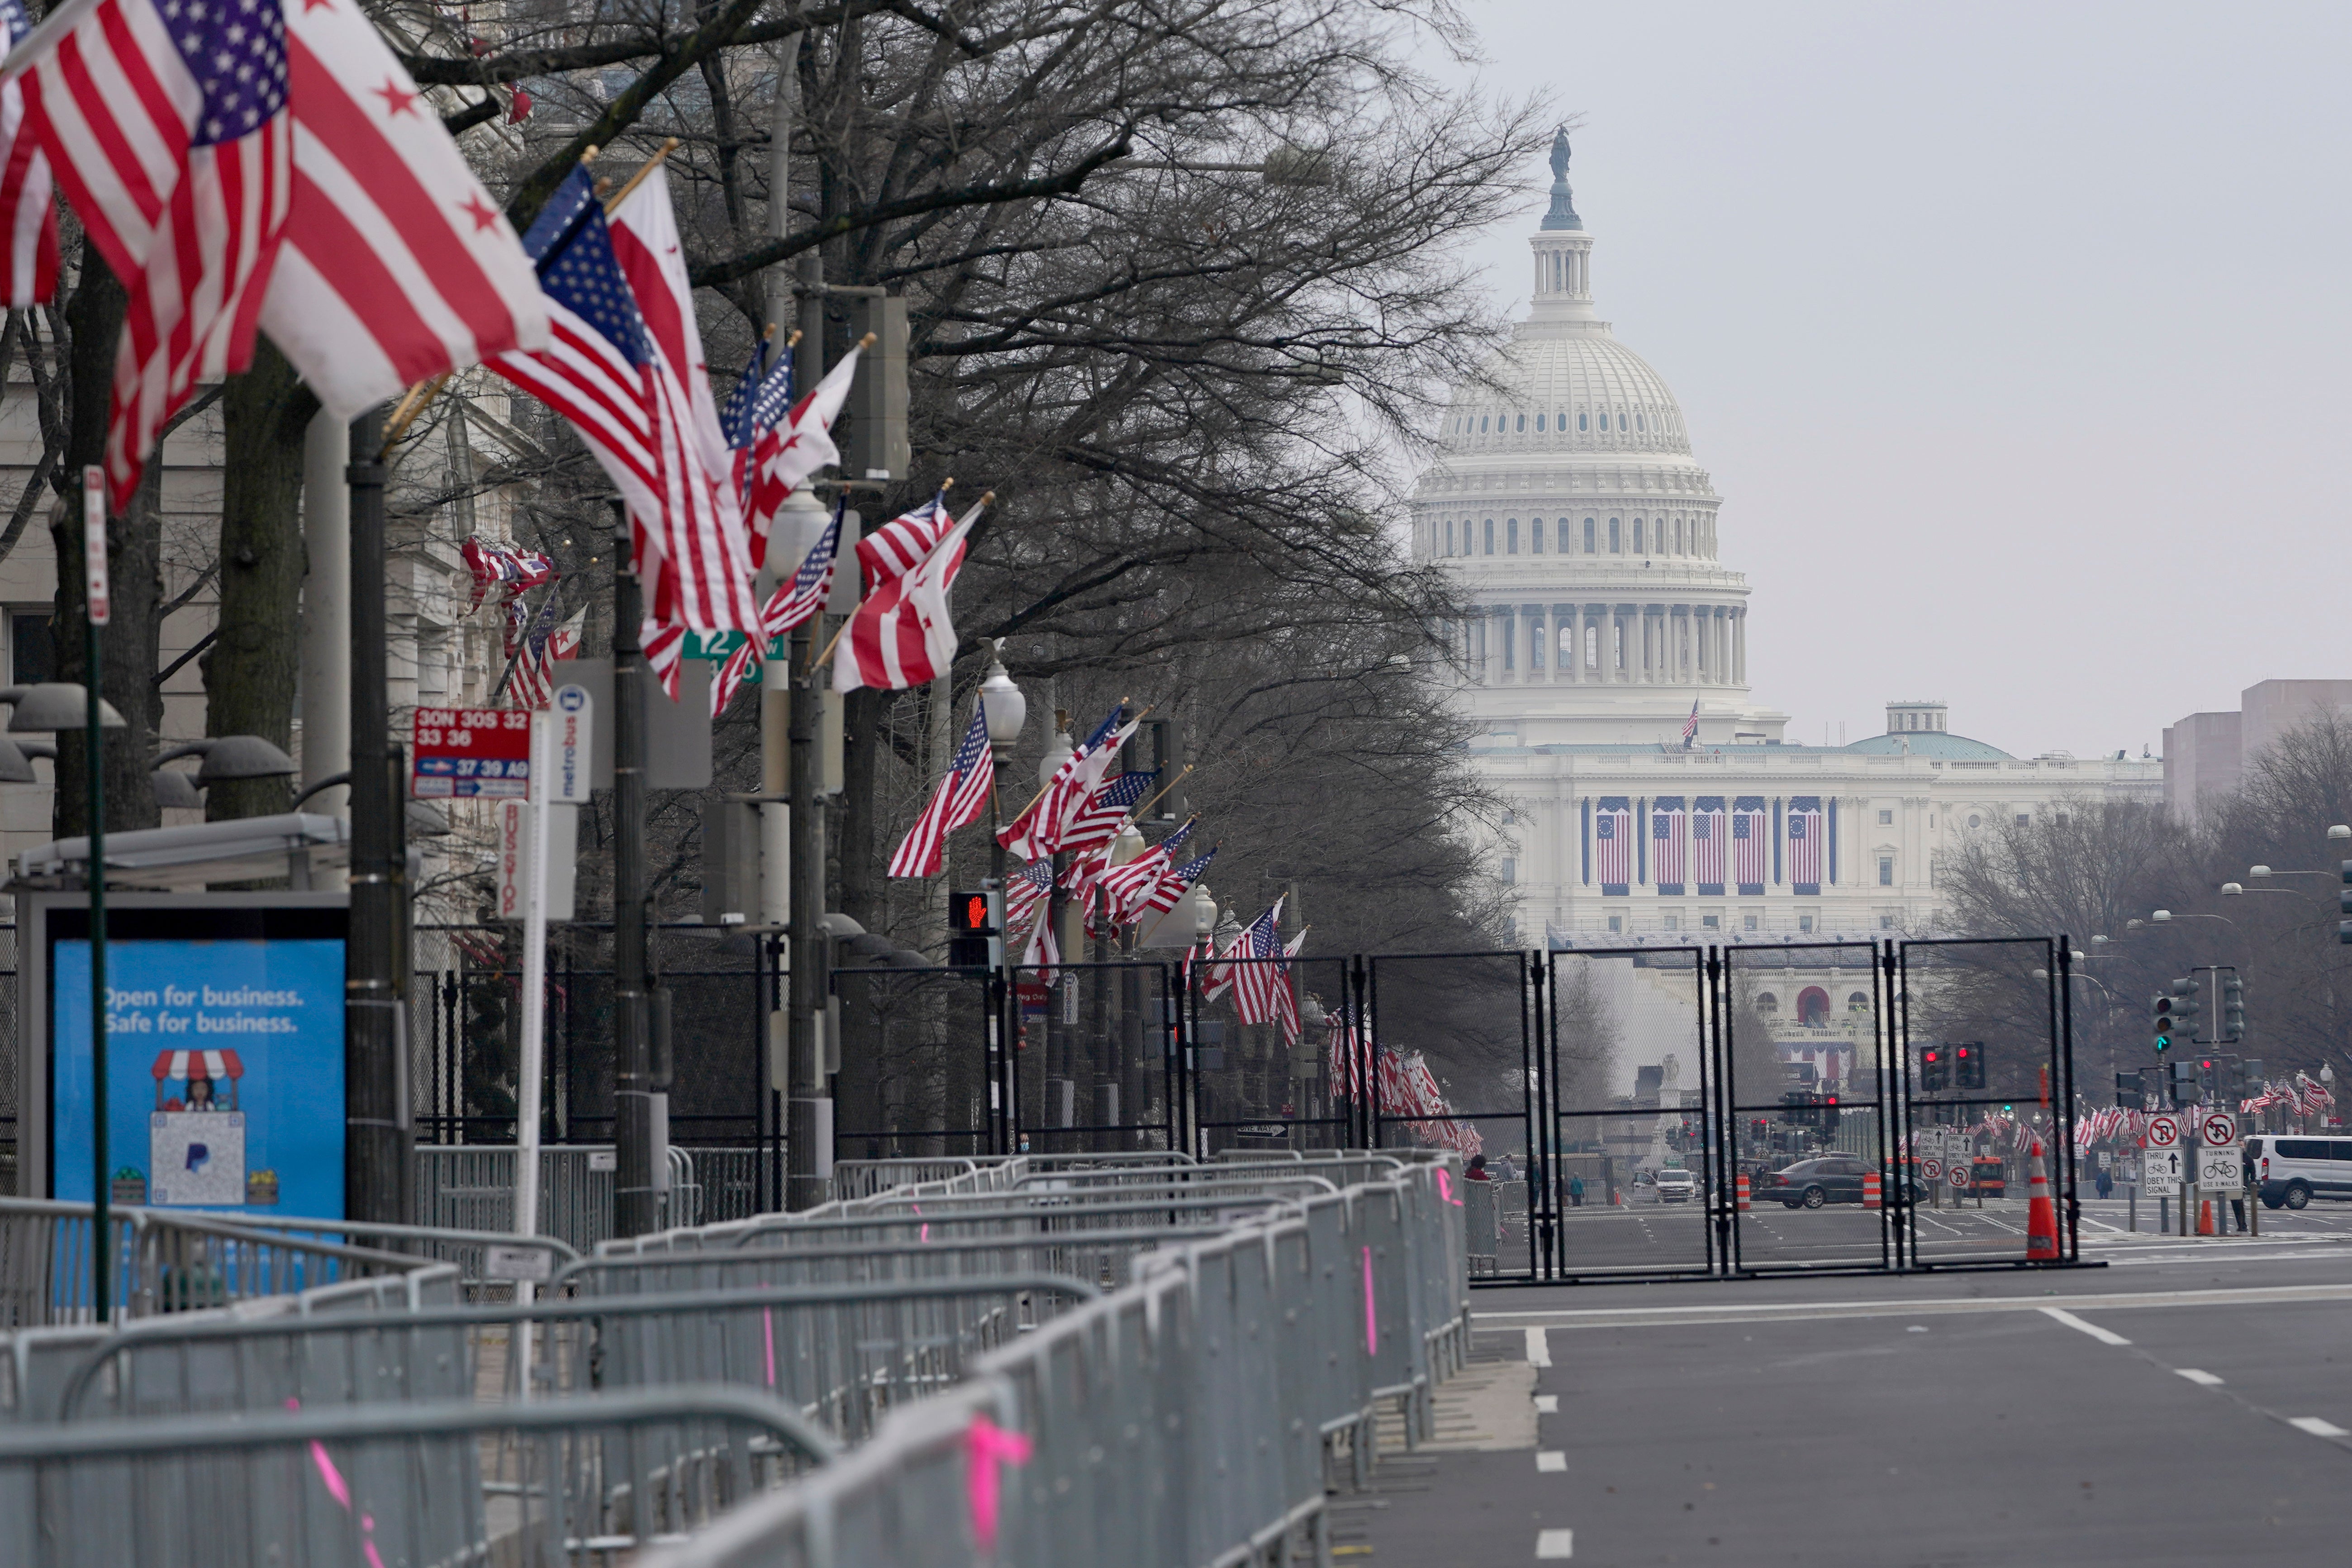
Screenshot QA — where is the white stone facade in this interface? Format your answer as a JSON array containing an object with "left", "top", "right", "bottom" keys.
[{"left": 1416, "top": 147, "right": 2161, "bottom": 950}]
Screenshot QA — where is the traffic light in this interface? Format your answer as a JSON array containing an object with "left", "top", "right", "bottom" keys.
[
  {"left": 2341, "top": 860, "right": 2352, "bottom": 944},
  {"left": 2170, "top": 977, "right": 2203, "bottom": 1046},
  {"left": 1820, "top": 1092, "right": 1840, "bottom": 1135},
  {"left": 947, "top": 887, "right": 1003, "bottom": 969},
  {"left": 2222, "top": 973, "right": 2246, "bottom": 1041},
  {"left": 843, "top": 293, "right": 910, "bottom": 483},
  {"left": 1920, "top": 1047, "right": 1948, "bottom": 1092},
  {"left": 1954, "top": 1043, "right": 1986, "bottom": 1092},
  {"left": 2153, "top": 992, "right": 2176, "bottom": 1052},
  {"left": 2115, "top": 1069, "right": 2142, "bottom": 1107},
  {"left": 2168, "top": 1058, "right": 2201, "bottom": 1103},
  {"left": 2244, "top": 1057, "right": 2265, "bottom": 1093}
]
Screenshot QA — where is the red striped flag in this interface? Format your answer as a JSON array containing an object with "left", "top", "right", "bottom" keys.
[
  {"left": 887, "top": 699, "right": 995, "bottom": 879},
  {"left": 746, "top": 342, "right": 860, "bottom": 565},
  {"left": 1732, "top": 797, "right": 1768, "bottom": 891},
  {"left": 831, "top": 499, "right": 983, "bottom": 694},
  {"left": 1594, "top": 797, "right": 1631, "bottom": 890},
  {"left": 856, "top": 491, "right": 954, "bottom": 592},
  {"left": 252, "top": 0, "right": 545, "bottom": 421},
  {"left": 0, "top": 0, "right": 56, "bottom": 306},
  {"left": 1787, "top": 795, "right": 1822, "bottom": 892},
  {"left": 1691, "top": 797, "right": 1726, "bottom": 892},
  {"left": 25, "top": 0, "right": 292, "bottom": 507}
]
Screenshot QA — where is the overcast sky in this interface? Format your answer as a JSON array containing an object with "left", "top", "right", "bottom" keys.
[{"left": 1434, "top": 1, "right": 2351, "bottom": 759}]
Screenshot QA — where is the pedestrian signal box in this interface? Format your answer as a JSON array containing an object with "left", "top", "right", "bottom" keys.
[{"left": 948, "top": 888, "right": 1002, "bottom": 969}]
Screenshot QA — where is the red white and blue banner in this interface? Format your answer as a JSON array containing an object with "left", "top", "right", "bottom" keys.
[
  {"left": 1594, "top": 796, "right": 1631, "bottom": 896},
  {"left": 1692, "top": 796, "right": 1726, "bottom": 896},
  {"left": 1787, "top": 795, "right": 1823, "bottom": 895},
  {"left": 1732, "top": 796, "right": 1768, "bottom": 895},
  {"left": 1652, "top": 796, "right": 1686, "bottom": 896}
]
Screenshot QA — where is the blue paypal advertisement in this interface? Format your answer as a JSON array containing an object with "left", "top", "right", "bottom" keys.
[{"left": 53, "top": 927, "right": 346, "bottom": 1219}]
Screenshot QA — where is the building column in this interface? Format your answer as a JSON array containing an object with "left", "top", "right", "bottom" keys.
[
  {"left": 1616, "top": 605, "right": 1635, "bottom": 683},
  {"left": 1710, "top": 608, "right": 1727, "bottom": 685},
  {"left": 1525, "top": 603, "right": 1545, "bottom": 676},
  {"left": 1733, "top": 609, "right": 1747, "bottom": 686}
]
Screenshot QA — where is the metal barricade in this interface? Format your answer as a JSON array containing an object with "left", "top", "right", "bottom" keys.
[
  {"left": 0, "top": 1200, "right": 426, "bottom": 1327},
  {"left": 211, "top": 1216, "right": 580, "bottom": 1301},
  {"left": 0, "top": 1384, "right": 835, "bottom": 1568},
  {"left": 1463, "top": 1175, "right": 1499, "bottom": 1274},
  {"left": 636, "top": 1159, "right": 1471, "bottom": 1568}
]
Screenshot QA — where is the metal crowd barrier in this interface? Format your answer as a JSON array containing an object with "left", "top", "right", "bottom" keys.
[
  {"left": 52, "top": 1275, "right": 1098, "bottom": 1444},
  {"left": 637, "top": 1158, "right": 1471, "bottom": 1568},
  {"left": 414, "top": 1143, "right": 712, "bottom": 1249},
  {"left": 215, "top": 1215, "right": 582, "bottom": 1300},
  {"left": 0, "top": 1384, "right": 836, "bottom": 1568},
  {"left": 0, "top": 1199, "right": 427, "bottom": 1327}
]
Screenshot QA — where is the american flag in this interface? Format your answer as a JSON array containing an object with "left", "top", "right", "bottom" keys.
[
  {"left": 607, "top": 167, "right": 762, "bottom": 689},
  {"left": 1692, "top": 796, "right": 1726, "bottom": 893},
  {"left": 722, "top": 336, "right": 795, "bottom": 568},
  {"left": 1681, "top": 697, "right": 1699, "bottom": 748},
  {"left": 1652, "top": 795, "right": 1686, "bottom": 893},
  {"left": 27, "top": 0, "right": 292, "bottom": 508},
  {"left": 1787, "top": 795, "right": 1823, "bottom": 893},
  {"left": 1004, "top": 858, "right": 1054, "bottom": 930},
  {"left": 832, "top": 500, "right": 984, "bottom": 695},
  {"left": 888, "top": 698, "right": 995, "bottom": 878},
  {"left": 1096, "top": 817, "right": 1194, "bottom": 926},
  {"left": 1326, "top": 1001, "right": 1364, "bottom": 1102},
  {"left": 1141, "top": 846, "right": 1216, "bottom": 918},
  {"left": 858, "top": 490, "right": 956, "bottom": 593},
  {"left": 1060, "top": 768, "right": 1157, "bottom": 855},
  {"left": 999, "top": 706, "right": 1125, "bottom": 861},
  {"left": 1018, "top": 893, "right": 1059, "bottom": 983},
  {"left": 1732, "top": 797, "right": 1768, "bottom": 891},
  {"left": 745, "top": 341, "right": 861, "bottom": 565},
  {"left": 509, "top": 605, "right": 584, "bottom": 711},
  {"left": 1594, "top": 797, "right": 1631, "bottom": 890},
  {"left": 463, "top": 537, "right": 555, "bottom": 613},
  {"left": 1231, "top": 899, "right": 1288, "bottom": 1027},
  {"left": 0, "top": 0, "right": 55, "bottom": 306},
  {"left": 711, "top": 499, "right": 842, "bottom": 715}
]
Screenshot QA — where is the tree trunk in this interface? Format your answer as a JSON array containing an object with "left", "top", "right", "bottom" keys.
[
  {"left": 52, "top": 253, "right": 159, "bottom": 838},
  {"left": 204, "top": 337, "right": 317, "bottom": 820}
]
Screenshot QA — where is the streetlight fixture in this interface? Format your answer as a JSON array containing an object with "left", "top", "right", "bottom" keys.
[
  {"left": 977, "top": 641, "right": 1027, "bottom": 1158},
  {"left": 0, "top": 682, "right": 125, "bottom": 732},
  {"left": 2330, "top": 826, "right": 2352, "bottom": 842}
]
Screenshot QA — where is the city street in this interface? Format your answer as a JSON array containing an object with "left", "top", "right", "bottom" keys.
[{"left": 1350, "top": 1216, "right": 2352, "bottom": 1565}]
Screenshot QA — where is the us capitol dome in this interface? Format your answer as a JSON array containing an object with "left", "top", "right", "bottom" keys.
[{"left": 1416, "top": 130, "right": 2161, "bottom": 960}]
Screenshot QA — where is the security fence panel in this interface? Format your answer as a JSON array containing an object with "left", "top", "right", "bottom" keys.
[
  {"left": 832, "top": 966, "right": 994, "bottom": 1161},
  {"left": 1188, "top": 955, "right": 1355, "bottom": 1159},
  {"left": 1895, "top": 936, "right": 2080, "bottom": 1269},
  {"left": 1545, "top": 947, "right": 1715, "bottom": 1281},
  {"left": 1362, "top": 953, "right": 1536, "bottom": 1274},
  {"left": 1720, "top": 941, "right": 1893, "bottom": 1273},
  {"left": 1011, "top": 960, "right": 1182, "bottom": 1156}
]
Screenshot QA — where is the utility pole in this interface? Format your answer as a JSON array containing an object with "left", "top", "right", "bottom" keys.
[
  {"left": 345, "top": 409, "right": 410, "bottom": 1224},
  {"left": 785, "top": 246, "right": 831, "bottom": 1210},
  {"left": 611, "top": 501, "right": 659, "bottom": 1235}
]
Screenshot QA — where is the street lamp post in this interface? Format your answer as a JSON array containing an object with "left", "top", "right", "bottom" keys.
[{"left": 979, "top": 646, "right": 1026, "bottom": 1155}]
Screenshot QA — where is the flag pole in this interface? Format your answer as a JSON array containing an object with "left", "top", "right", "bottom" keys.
[
  {"left": 1000, "top": 693, "right": 1135, "bottom": 826},
  {"left": 1126, "top": 770, "right": 1193, "bottom": 825},
  {"left": 80, "top": 467, "right": 110, "bottom": 1323},
  {"left": 603, "top": 138, "right": 682, "bottom": 214}
]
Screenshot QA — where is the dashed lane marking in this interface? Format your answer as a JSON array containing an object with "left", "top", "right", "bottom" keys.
[
  {"left": 1535, "top": 1395, "right": 1558, "bottom": 1413},
  {"left": 1536, "top": 1451, "right": 1566, "bottom": 1472},
  {"left": 2176, "top": 1369, "right": 2224, "bottom": 1386},
  {"left": 1536, "top": 1528, "right": 1575, "bottom": 1559},
  {"left": 2290, "top": 1416, "right": 2350, "bottom": 1438},
  {"left": 2040, "top": 1307, "right": 2131, "bottom": 1346},
  {"left": 1525, "top": 1326, "right": 1551, "bottom": 1367}
]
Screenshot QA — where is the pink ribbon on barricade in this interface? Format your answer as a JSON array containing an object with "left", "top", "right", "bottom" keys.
[
  {"left": 1362, "top": 1245, "right": 1378, "bottom": 1355},
  {"left": 285, "top": 1399, "right": 387, "bottom": 1568},
  {"left": 1434, "top": 1169, "right": 1463, "bottom": 1206},
  {"left": 965, "top": 1414, "right": 1034, "bottom": 1552}
]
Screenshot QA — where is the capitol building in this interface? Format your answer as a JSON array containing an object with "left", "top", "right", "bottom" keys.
[{"left": 1416, "top": 133, "right": 2161, "bottom": 1003}]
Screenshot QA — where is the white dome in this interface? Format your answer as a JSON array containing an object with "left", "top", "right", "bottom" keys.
[{"left": 1438, "top": 329, "right": 1694, "bottom": 460}]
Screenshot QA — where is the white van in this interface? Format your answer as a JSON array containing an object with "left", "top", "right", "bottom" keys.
[{"left": 2248, "top": 1136, "right": 2352, "bottom": 1210}]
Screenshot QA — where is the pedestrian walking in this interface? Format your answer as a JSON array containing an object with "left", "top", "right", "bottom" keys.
[
  {"left": 2095, "top": 1165, "right": 2113, "bottom": 1200},
  {"left": 1568, "top": 1173, "right": 1586, "bottom": 1207}
]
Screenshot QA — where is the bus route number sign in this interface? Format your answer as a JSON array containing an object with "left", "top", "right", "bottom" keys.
[{"left": 413, "top": 708, "right": 532, "bottom": 798}]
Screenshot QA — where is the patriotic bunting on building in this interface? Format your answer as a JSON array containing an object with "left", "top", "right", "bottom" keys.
[
  {"left": 1652, "top": 795, "right": 1686, "bottom": 896},
  {"left": 1692, "top": 795, "right": 1726, "bottom": 896},
  {"left": 1594, "top": 796, "right": 1631, "bottom": 895},
  {"left": 1732, "top": 796, "right": 1768, "bottom": 895},
  {"left": 1787, "top": 795, "right": 1823, "bottom": 895}
]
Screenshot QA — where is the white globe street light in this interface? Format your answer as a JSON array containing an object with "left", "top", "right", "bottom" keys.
[{"left": 979, "top": 641, "right": 1026, "bottom": 751}]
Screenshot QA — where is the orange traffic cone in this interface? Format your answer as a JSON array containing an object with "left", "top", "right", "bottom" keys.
[
  {"left": 2024, "top": 1137, "right": 2060, "bottom": 1261},
  {"left": 2197, "top": 1199, "right": 2216, "bottom": 1237},
  {"left": 1863, "top": 1171, "right": 1882, "bottom": 1210},
  {"left": 1735, "top": 1174, "right": 1752, "bottom": 1212}
]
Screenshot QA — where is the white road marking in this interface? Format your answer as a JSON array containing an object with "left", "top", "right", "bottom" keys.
[
  {"left": 1478, "top": 1281, "right": 2352, "bottom": 1329},
  {"left": 1535, "top": 1394, "right": 1559, "bottom": 1413},
  {"left": 1525, "top": 1326, "right": 1552, "bottom": 1367},
  {"left": 2040, "top": 1307, "right": 2131, "bottom": 1345},
  {"left": 2175, "top": 1368, "right": 2224, "bottom": 1386},
  {"left": 1536, "top": 1527, "right": 1575, "bottom": 1558},
  {"left": 2289, "top": 1416, "right": 2350, "bottom": 1437},
  {"left": 1537, "top": 1450, "right": 1567, "bottom": 1472}
]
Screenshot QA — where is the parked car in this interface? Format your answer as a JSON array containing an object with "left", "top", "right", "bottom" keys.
[
  {"left": 2250, "top": 1136, "right": 2352, "bottom": 1209},
  {"left": 1767, "top": 1155, "right": 1873, "bottom": 1208},
  {"left": 1653, "top": 1168, "right": 1698, "bottom": 1204}
]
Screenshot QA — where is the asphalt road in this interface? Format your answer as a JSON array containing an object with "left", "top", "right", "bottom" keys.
[{"left": 1350, "top": 1212, "right": 2352, "bottom": 1565}]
